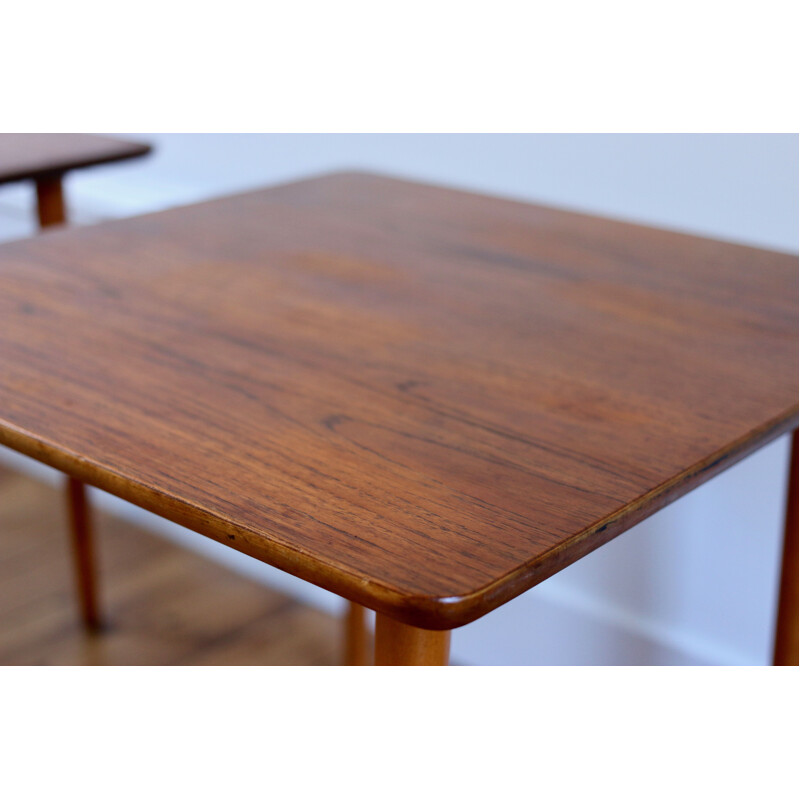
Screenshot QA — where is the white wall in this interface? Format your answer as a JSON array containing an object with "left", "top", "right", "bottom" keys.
[{"left": 0, "top": 134, "right": 796, "bottom": 664}]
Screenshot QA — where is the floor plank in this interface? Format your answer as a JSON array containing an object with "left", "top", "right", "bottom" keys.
[{"left": 0, "top": 464, "right": 341, "bottom": 665}]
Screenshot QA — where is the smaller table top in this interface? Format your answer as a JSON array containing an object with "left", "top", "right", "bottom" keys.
[{"left": 0, "top": 134, "right": 151, "bottom": 186}]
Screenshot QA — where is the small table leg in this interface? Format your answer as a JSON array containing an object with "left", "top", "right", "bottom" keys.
[
  {"left": 344, "top": 602, "right": 370, "bottom": 665},
  {"left": 375, "top": 613, "right": 450, "bottom": 665},
  {"left": 35, "top": 174, "right": 67, "bottom": 228},
  {"left": 66, "top": 475, "right": 101, "bottom": 632},
  {"left": 773, "top": 429, "right": 798, "bottom": 666}
]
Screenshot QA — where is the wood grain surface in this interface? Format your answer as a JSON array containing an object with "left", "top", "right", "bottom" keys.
[
  {"left": 0, "top": 133, "right": 151, "bottom": 186},
  {"left": 0, "top": 172, "right": 796, "bottom": 629}
]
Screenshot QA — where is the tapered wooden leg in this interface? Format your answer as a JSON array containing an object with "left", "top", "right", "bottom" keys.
[
  {"left": 35, "top": 174, "right": 66, "bottom": 228},
  {"left": 66, "top": 477, "right": 101, "bottom": 632},
  {"left": 344, "top": 602, "right": 371, "bottom": 665},
  {"left": 375, "top": 613, "right": 450, "bottom": 665},
  {"left": 773, "top": 429, "right": 798, "bottom": 666}
]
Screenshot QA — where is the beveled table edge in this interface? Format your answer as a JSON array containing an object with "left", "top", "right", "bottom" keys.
[{"left": 0, "top": 406, "right": 796, "bottom": 630}]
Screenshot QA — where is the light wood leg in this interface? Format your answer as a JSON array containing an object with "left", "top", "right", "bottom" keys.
[
  {"left": 344, "top": 602, "right": 371, "bottom": 665},
  {"left": 773, "top": 429, "right": 798, "bottom": 666},
  {"left": 35, "top": 174, "right": 66, "bottom": 228},
  {"left": 375, "top": 613, "right": 450, "bottom": 665},
  {"left": 66, "top": 477, "right": 101, "bottom": 632}
]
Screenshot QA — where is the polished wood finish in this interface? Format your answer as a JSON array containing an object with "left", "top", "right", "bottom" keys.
[
  {"left": 0, "top": 172, "right": 796, "bottom": 630},
  {"left": 0, "top": 464, "right": 338, "bottom": 665},
  {"left": 773, "top": 429, "right": 798, "bottom": 666},
  {"left": 375, "top": 614, "right": 450, "bottom": 665},
  {"left": 65, "top": 477, "right": 101, "bottom": 631},
  {"left": 34, "top": 175, "right": 66, "bottom": 228},
  {"left": 344, "top": 602, "right": 370, "bottom": 665},
  {"left": 0, "top": 133, "right": 151, "bottom": 187}
]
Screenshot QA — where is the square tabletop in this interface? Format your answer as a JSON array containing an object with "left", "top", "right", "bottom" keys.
[
  {"left": 0, "top": 133, "right": 151, "bottom": 185},
  {"left": 0, "top": 172, "right": 796, "bottom": 629}
]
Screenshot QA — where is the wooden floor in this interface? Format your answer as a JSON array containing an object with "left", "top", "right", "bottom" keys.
[{"left": 0, "top": 464, "right": 341, "bottom": 665}]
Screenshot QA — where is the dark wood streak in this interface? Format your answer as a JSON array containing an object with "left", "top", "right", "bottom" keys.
[{"left": 0, "top": 172, "right": 796, "bottom": 629}]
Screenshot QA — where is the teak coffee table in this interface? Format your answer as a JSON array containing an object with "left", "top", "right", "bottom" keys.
[
  {"left": 0, "top": 172, "right": 796, "bottom": 665},
  {"left": 0, "top": 133, "right": 151, "bottom": 633}
]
